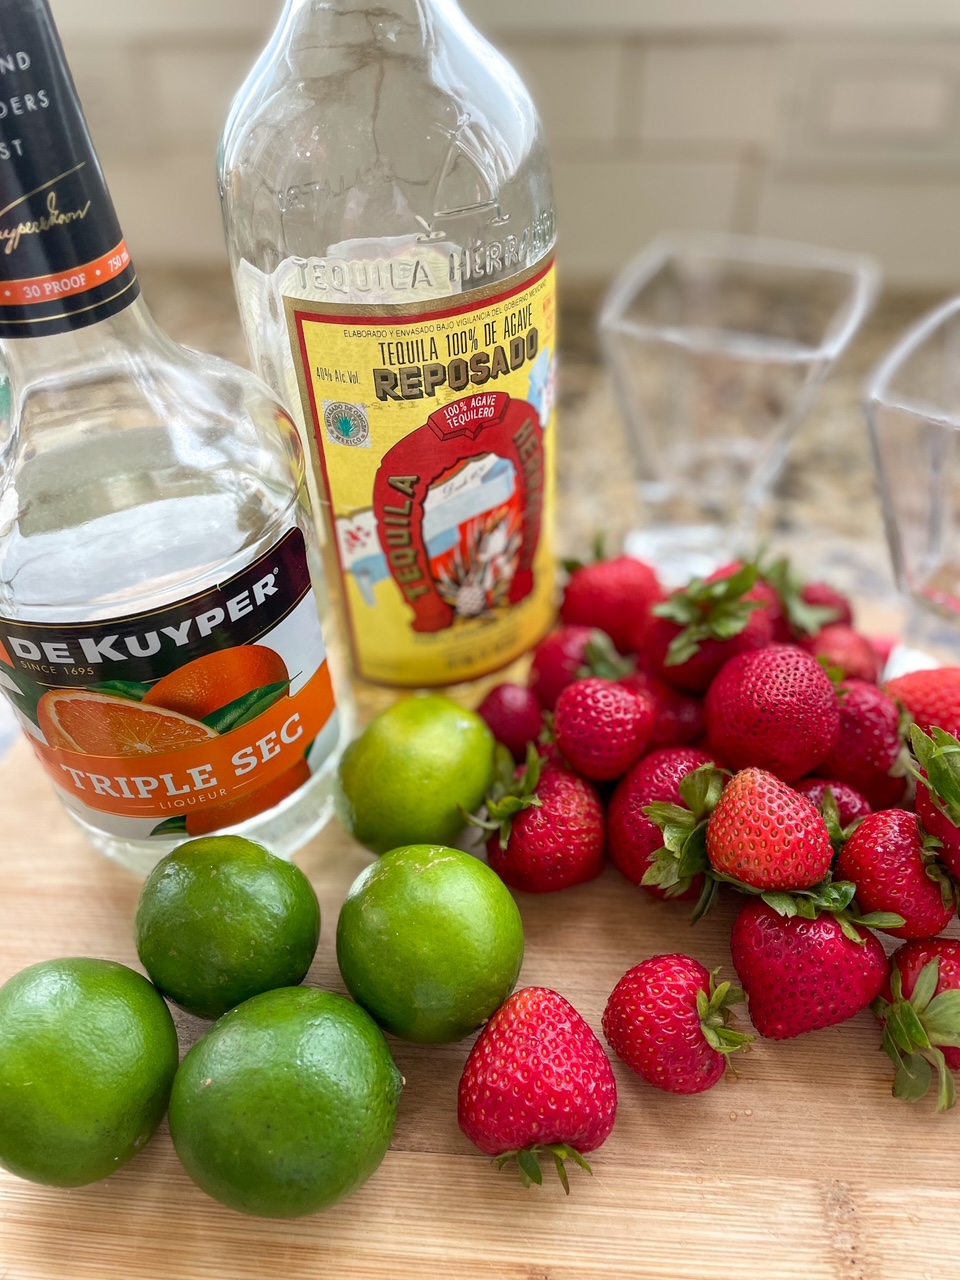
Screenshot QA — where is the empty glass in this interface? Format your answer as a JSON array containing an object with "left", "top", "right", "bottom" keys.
[
  {"left": 865, "top": 294, "right": 960, "bottom": 662},
  {"left": 599, "top": 232, "right": 880, "bottom": 583}
]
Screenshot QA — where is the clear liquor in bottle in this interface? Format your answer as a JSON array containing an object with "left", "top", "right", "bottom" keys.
[
  {"left": 0, "top": 0, "right": 355, "bottom": 875},
  {"left": 219, "top": 0, "right": 558, "bottom": 703}
]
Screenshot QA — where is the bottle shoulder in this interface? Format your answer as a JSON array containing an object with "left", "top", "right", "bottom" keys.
[
  {"left": 221, "top": 19, "right": 544, "bottom": 186},
  {"left": 218, "top": 14, "right": 554, "bottom": 270}
]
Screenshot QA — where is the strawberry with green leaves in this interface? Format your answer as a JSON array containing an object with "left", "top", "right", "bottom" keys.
[
  {"left": 706, "top": 767, "right": 834, "bottom": 890},
  {"left": 602, "top": 955, "right": 752, "bottom": 1094},
  {"left": 639, "top": 761, "right": 727, "bottom": 917},
  {"left": 873, "top": 939, "right": 960, "bottom": 1112},
  {"left": 834, "top": 808, "right": 955, "bottom": 940},
  {"left": 730, "top": 897, "right": 890, "bottom": 1039},
  {"left": 528, "top": 626, "right": 632, "bottom": 711},
  {"left": 608, "top": 747, "right": 715, "bottom": 896},
  {"left": 642, "top": 563, "right": 773, "bottom": 693},
  {"left": 911, "top": 725, "right": 960, "bottom": 879},
  {"left": 756, "top": 555, "right": 851, "bottom": 641},
  {"left": 803, "top": 623, "right": 881, "bottom": 683},
  {"left": 473, "top": 747, "right": 606, "bottom": 893},
  {"left": 704, "top": 645, "right": 840, "bottom": 781},
  {"left": 458, "top": 986, "right": 618, "bottom": 1192},
  {"left": 794, "top": 778, "right": 872, "bottom": 826}
]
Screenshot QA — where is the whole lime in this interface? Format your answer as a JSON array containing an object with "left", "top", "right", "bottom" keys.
[
  {"left": 336, "top": 694, "right": 496, "bottom": 855},
  {"left": 135, "top": 835, "right": 321, "bottom": 1020},
  {"left": 168, "top": 986, "right": 402, "bottom": 1218},
  {"left": 336, "top": 844, "right": 524, "bottom": 1043},
  {"left": 0, "top": 957, "right": 179, "bottom": 1187}
]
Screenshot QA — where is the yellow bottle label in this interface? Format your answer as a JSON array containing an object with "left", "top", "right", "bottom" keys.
[{"left": 285, "top": 259, "right": 557, "bottom": 687}]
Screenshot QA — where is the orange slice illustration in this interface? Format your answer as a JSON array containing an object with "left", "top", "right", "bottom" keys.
[
  {"left": 143, "top": 646, "right": 288, "bottom": 720},
  {"left": 38, "top": 690, "right": 217, "bottom": 756}
]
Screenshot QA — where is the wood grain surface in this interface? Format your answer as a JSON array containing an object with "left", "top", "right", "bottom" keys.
[{"left": 0, "top": 720, "right": 955, "bottom": 1280}]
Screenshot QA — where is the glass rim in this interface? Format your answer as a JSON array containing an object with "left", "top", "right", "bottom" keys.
[
  {"left": 864, "top": 292, "right": 960, "bottom": 417},
  {"left": 598, "top": 230, "right": 881, "bottom": 361}
]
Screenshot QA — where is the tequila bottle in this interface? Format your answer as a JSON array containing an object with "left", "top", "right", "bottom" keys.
[
  {"left": 219, "top": 0, "right": 557, "bottom": 696},
  {"left": 0, "top": 0, "right": 354, "bottom": 874}
]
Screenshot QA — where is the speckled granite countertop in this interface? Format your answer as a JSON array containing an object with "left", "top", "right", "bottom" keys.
[{"left": 139, "top": 265, "right": 949, "bottom": 635}]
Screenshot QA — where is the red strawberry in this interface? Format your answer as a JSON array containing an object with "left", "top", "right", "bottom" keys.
[
  {"left": 730, "top": 898, "right": 889, "bottom": 1039},
  {"left": 560, "top": 555, "right": 663, "bottom": 654},
  {"left": 706, "top": 767, "right": 833, "bottom": 891},
  {"left": 602, "top": 955, "right": 752, "bottom": 1094},
  {"left": 458, "top": 986, "right": 618, "bottom": 1190},
  {"left": 873, "top": 938, "right": 960, "bottom": 1110},
  {"left": 802, "top": 581, "right": 854, "bottom": 628},
  {"left": 835, "top": 809, "right": 955, "bottom": 939},
  {"left": 794, "top": 778, "right": 872, "bottom": 826},
  {"left": 642, "top": 564, "right": 773, "bottom": 693},
  {"left": 804, "top": 624, "right": 881, "bottom": 683},
  {"left": 482, "top": 756, "right": 605, "bottom": 893},
  {"left": 618, "top": 671, "right": 705, "bottom": 748},
  {"left": 815, "top": 679, "right": 906, "bottom": 810},
  {"left": 708, "top": 561, "right": 785, "bottom": 633},
  {"left": 554, "top": 677, "right": 655, "bottom": 781},
  {"left": 757, "top": 558, "right": 851, "bottom": 641},
  {"left": 907, "top": 725, "right": 960, "bottom": 879},
  {"left": 704, "top": 645, "right": 840, "bottom": 781},
  {"left": 886, "top": 667, "right": 960, "bottom": 739},
  {"left": 477, "top": 683, "right": 544, "bottom": 763},
  {"left": 608, "top": 747, "right": 714, "bottom": 895},
  {"left": 528, "top": 626, "right": 630, "bottom": 711}
]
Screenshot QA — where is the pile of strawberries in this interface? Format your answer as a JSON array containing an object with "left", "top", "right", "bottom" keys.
[{"left": 457, "top": 551, "right": 960, "bottom": 1189}]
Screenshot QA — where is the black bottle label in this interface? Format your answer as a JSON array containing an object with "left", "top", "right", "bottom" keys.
[{"left": 0, "top": 0, "right": 139, "bottom": 338}]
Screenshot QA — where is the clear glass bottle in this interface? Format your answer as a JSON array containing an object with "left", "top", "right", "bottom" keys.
[
  {"left": 219, "top": 0, "right": 558, "bottom": 703},
  {"left": 0, "top": 0, "right": 354, "bottom": 875}
]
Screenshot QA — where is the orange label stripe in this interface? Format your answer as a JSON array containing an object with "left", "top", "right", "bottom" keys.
[
  {"left": 30, "top": 661, "right": 335, "bottom": 818},
  {"left": 0, "top": 238, "right": 131, "bottom": 307}
]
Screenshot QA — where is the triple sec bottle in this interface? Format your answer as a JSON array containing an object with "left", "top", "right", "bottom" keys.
[
  {"left": 0, "top": 0, "right": 353, "bottom": 874},
  {"left": 219, "top": 0, "right": 557, "bottom": 694}
]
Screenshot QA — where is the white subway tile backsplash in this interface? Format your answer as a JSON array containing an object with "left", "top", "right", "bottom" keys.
[
  {"left": 50, "top": 0, "right": 280, "bottom": 39},
  {"left": 552, "top": 156, "right": 742, "bottom": 279},
  {"left": 145, "top": 45, "right": 258, "bottom": 145},
  {"left": 776, "top": 42, "right": 960, "bottom": 174},
  {"left": 61, "top": 41, "right": 155, "bottom": 156},
  {"left": 101, "top": 149, "right": 229, "bottom": 266},
  {"left": 41, "top": 9, "right": 960, "bottom": 287},
  {"left": 756, "top": 175, "right": 960, "bottom": 285},
  {"left": 629, "top": 43, "right": 779, "bottom": 146},
  {"left": 500, "top": 41, "right": 622, "bottom": 145}
]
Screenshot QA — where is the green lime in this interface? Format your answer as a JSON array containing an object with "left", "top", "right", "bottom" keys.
[
  {"left": 336, "top": 844, "right": 524, "bottom": 1043},
  {"left": 336, "top": 693, "right": 496, "bottom": 855},
  {"left": 168, "top": 986, "right": 402, "bottom": 1218},
  {"left": 135, "top": 835, "right": 321, "bottom": 1021},
  {"left": 0, "top": 957, "right": 179, "bottom": 1187}
]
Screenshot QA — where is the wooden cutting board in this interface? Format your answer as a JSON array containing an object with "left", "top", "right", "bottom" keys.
[{"left": 0, "top": 728, "right": 955, "bottom": 1280}]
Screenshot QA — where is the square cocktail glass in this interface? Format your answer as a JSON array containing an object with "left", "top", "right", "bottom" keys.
[
  {"left": 866, "top": 295, "right": 960, "bottom": 663},
  {"left": 599, "top": 232, "right": 880, "bottom": 583}
]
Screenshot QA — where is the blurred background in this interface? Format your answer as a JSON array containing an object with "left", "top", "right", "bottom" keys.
[
  {"left": 47, "top": 0, "right": 960, "bottom": 284},
  {"left": 43, "top": 0, "right": 960, "bottom": 634}
]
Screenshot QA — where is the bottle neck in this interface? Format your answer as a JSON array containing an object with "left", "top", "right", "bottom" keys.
[
  {"left": 1, "top": 295, "right": 168, "bottom": 393},
  {"left": 0, "top": 0, "right": 140, "bottom": 342},
  {"left": 278, "top": 0, "right": 456, "bottom": 50}
]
